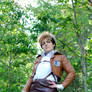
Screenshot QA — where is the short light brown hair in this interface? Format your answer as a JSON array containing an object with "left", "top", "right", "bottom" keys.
[{"left": 38, "top": 31, "right": 56, "bottom": 48}]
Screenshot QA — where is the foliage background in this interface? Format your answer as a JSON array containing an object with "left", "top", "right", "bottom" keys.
[{"left": 0, "top": 0, "right": 92, "bottom": 92}]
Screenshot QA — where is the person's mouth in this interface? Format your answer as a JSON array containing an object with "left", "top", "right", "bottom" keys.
[{"left": 45, "top": 47, "right": 48, "bottom": 49}]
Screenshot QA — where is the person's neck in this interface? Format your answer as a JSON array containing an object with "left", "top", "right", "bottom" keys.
[{"left": 45, "top": 50, "right": 54, "bottom": 55}]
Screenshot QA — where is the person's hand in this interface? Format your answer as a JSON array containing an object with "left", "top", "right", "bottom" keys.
[
  {"left": 48, "top": 81, "right": 64, "bottom": 90},
  {"left": 48, "top": 81, "right": 57, "bottom": 88}
]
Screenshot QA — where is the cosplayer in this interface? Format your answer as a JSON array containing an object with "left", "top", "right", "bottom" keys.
[{"left": 22, "top": 32, "right": 76, "bottom": 92}]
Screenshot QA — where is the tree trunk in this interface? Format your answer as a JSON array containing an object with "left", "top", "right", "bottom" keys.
[
  {"left": 9, "top": 52, "right": 12, "bottom": 92},
  {"left": 71, "top": 0, "right": 87, "bottom": 92}
]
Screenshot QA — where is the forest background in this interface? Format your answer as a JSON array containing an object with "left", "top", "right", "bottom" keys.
[{"left": 0, "top": 0, "right": 92, "bottom": 92}]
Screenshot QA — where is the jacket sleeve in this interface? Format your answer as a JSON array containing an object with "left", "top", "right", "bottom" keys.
[
  {"left": 23, "top": 56, "right": 41, "bottom": 92},
  {"left": 23, "top": 62, "right": 36, "bottom": 92},
  {"left": 23, "top": 76, "right": 33, "bottom": 92},
  {"left": 61, "top": 55, "right": 76, "bottom": 88}
]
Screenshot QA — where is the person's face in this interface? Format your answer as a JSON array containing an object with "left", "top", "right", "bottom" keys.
[{"left": 41, "top": 38, "right": 55, "bottom": 54}]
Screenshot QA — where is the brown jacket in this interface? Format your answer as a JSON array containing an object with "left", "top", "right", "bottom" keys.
[{"left": 24, "top": 52, "right": 76, "bottom": 92}]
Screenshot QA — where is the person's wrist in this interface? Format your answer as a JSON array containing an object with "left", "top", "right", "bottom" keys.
[
  {"left": 22, "top": 89, "right": 25, "bottom": 92},
  {"left": 56, "top": 84, "right": 64, "bottom": 90}
]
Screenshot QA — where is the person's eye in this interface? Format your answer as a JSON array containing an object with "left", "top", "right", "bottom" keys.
[{"left": 42, "top": 42, "right": 45, "bottom": 45}]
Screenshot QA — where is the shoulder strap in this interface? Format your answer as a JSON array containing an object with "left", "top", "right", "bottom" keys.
[{"left": 44, "top": 72, "right": 52, "bottom": 79}]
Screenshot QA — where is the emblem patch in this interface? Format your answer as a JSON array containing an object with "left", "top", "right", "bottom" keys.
[{"left": 54, "top": 61, "right": 61, "bottom": 66}]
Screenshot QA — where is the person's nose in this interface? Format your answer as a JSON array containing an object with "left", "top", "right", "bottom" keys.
[{"left": 44, "top": 42, "right": 48, "bottom": 46}]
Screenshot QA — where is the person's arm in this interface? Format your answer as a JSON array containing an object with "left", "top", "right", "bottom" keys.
[
  {"left": 49, "top": 55, "right": 76, "bottom": 90},
  {"left": 61, "top": 55, "right": 76, "bottom": 88},
  {"left": 22, "top": 76, "right": 33, "bottom": 92},
  {"left": 22, "top": 62, "right": 36, "bottom": 92},
  {"left": 22, "top": 56, "right": 41, "bottom": 92}
]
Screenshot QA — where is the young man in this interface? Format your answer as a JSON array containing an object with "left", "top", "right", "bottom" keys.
[{"left": 23, "top": 32, "right": 76, "bottom": 92}]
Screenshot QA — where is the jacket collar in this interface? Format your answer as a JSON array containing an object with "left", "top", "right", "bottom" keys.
[
  {"left": 36, "top": 51, "right": 62, "bottom": 59},
  {"left": 51, "top": 51, "right": 62, "bottom": 59}
]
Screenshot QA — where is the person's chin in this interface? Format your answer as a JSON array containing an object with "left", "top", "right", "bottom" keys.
[{"left": 45, "top": 49, "right": 50, "bottom": 53}]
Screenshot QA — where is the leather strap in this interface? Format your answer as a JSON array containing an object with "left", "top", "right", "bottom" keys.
[{"left": 44, "top": 72, "right": 57, "bottom": 82}]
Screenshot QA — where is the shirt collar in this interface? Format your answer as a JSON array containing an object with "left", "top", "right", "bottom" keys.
[{"left": 41, "top": 50, "right": 56, "bottom": 58}]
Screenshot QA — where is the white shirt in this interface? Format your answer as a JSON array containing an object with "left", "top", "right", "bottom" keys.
[{"left": 33, "top": 50, "right": 57, "bottom": 81}]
